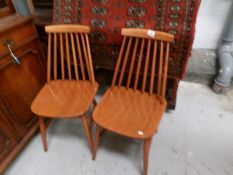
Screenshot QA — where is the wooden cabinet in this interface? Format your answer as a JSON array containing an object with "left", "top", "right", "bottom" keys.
[
  {"left": 0, "top": 14, "right": 46, "bottom": 173},
  {"left": 0, "top": 0, "right": 14, "bottom": 18}
]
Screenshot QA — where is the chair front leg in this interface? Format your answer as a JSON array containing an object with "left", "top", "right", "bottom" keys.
[
  {"left": 92, "top": 124, "right": 103, "bottom": 160},
  {"left": 38, "top": 116, "right": 48, "bottom": 152},
  {"left": 143, "top": 137, "right": 152, "bottom": 175},
  {"left": 82, "top": 115, "right": 93, "bottom": 154}
]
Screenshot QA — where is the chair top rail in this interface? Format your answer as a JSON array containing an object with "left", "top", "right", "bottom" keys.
[
  {"left": 121, "top": 28, "right": 174, "bottom": 42},
  {"left": 45, "top": 25, "right": 90, "bottom": 33}
]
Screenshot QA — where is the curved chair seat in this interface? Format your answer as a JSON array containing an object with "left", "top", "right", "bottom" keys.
[
  {"left": 93, "top": 86, "right": 166, "bottom": 139},
  {"left": 31, "top": 25, "right": 98, "bottom": 153},
  {"left": 92, "top": 28, "right": 174, "bottom": 175},
  {"left": 31, "top": 80, "right": 98, "bottom": 118}
]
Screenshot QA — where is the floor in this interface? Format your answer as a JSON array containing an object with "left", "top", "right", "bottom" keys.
[{"left": 5, "top": 81, "right": 233, "bottom": 175}]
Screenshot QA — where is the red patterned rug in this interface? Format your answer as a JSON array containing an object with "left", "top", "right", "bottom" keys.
[{"left": 53, "top": 0, "right": 201, "bottom": 80}]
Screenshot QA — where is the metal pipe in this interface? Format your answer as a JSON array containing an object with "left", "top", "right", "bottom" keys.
[
  {"left": 215, "top": 43, "right": 233, "bottom": 87},
  {"left": 222, "top": 2, "right": 233, "bottom": 42},
  {"left": 213, "top": 2, "right": 233, "bottom": 91}
]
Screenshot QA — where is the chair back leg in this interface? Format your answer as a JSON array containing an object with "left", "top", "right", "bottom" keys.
[
  {"left": 38, "top": 116, "right": 48, "bottom": 152},
  {"left": 82, "top": 115, "right": 93, "bottom": 154},
  {"left": 93, "top": 125, "right": 103, "bottom": 160},
  {"left": 89, "top": 99, "right": 98, "bottom": 129},
  {"left": 143, "top": 137, "right": 152, "bottom": 175}
]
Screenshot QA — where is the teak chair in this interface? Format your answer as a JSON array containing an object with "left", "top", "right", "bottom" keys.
[
  {"left": 31, "top": 25, "right": 98, "bottom": 152},
  {"left": 92, "top": 28, "right": 174, "bottom": 175}
]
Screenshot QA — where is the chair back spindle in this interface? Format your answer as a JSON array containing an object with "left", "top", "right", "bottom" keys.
[
  {"left": 70, "top": 33, "right": 79, "bottom": 80},
  {"left": 53, "top": 33, "right": 58, "bottom": 80},
  {"left": 59, "top": 33, "right": 65, "bottom": 80},
  {"left": 47, "top": 33, "right": 51, "bottom": 82},
  {"left": 111, "top": 28, "right": 174, "bottom": 98},
  {"left": 111, "top": 37, "right": 126, "bottom": 87},
  {"left": 126, "top": 37, "right": 139, "bottom": 88}
]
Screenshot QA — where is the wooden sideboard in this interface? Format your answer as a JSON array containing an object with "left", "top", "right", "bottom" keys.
[
  {"left": 0, "top": 14, "right": 46, "bottom": 173},
  {"left": 0, "top": 0, "right": 14, "bottom": 18}
]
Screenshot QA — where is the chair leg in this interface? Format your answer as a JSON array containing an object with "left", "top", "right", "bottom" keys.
[
  {"left": 82, "top": 115, "right": 93, "bottom": 154},
  {"left": 143, "top": 137, "right": 152, "bottom": 175},
  {"left": 89, "top": 115, "right": 94, "bottom": 129},
  {"left": 93, "top": 98, "right": 97, "bottom": 106},
  {"left": 92, "top": 125, "right": 103, "bottom": 160},
  {"left": 38, "top": 116, "right": 48, "bottom": 152},
  {"left": 89, "top": 99, "right": 97, "bottom": 129}
]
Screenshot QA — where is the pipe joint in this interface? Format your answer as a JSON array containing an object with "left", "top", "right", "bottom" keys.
[
  {"left": 218, "top": 42, "right": 233, "bottom": 57},
  {"left": 215, "top": 52, "right": 233, "bottom": 87}
]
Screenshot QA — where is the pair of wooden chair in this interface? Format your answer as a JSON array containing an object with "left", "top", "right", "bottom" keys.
[{"left": 31, "top": 25, "right": 174, "bottom": 175}]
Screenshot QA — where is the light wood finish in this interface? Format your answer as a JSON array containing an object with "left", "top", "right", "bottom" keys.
[
  {"left": 92, "top": 125, "right": 103, "bottom": 160},
  {"left": 53, "top": 33, "right": 58, "bottom": 80},
  {"left": 121, "top": 28, "right": 174, "bottom": 42},
  {"left": 82, "top": 115, "right": 93, "bottom": 153},
  {"left": 31, "top": 24, "right": 98, "bottom": 152},
  {"left": 149, "top": 41, "right": 157, "bottom": 94},
  {"left": 31, "top": 81, "right": 98, "bottom": 117},
  {"left": 45, "top": 25, "right": 90, "bottom": 33},
  {"left": 93, "top": 28, "right": 173, "bottom": 175},
  {"left": 93, "top": 87, "right": 166, "bottom": 139},
  {"left": 47, "top": 32, "right": 52, "bottom": 82},
  {"left": 59, "top": 33, "right": 65, "bottom": 80},
  {"left": 89, "top": 98, "right": 97, "bottom": 129},
  {"left": 144, "top": 137, "right": 152, "bottom": 175},
  {"left": 38, "top": 116, "right": 47, "bottom": 151}
]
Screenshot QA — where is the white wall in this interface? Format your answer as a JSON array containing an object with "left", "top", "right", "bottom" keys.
[{"left": 193, "top": 0, "right": 232, "bottom": 49}]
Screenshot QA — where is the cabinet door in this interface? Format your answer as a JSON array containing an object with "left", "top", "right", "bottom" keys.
[
  {"left": 0, "top": 110, "right": 18, "bottom": 163},
  {"left": 0, "top": 42, "right": 46, "bottom": 138}
]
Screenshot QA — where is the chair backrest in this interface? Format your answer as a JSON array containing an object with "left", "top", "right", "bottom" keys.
[
  {"left": 45, "top": 25, "right": 95, "bottom": 84},
  {"left": 111, "top": 28, "right": 174, "bottom": 98}
]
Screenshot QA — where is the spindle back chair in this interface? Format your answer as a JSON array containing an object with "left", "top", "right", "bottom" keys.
[
  {"left": 92, "top": 28, "right": 174, "bottom": 175},
  {"left": 31, "top": 25, "right": 98, "bottom": 153}
]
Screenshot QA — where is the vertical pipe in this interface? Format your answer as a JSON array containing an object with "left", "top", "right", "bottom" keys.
[{"left": 213, "top": 2, "right": 233, "bottom": 92}]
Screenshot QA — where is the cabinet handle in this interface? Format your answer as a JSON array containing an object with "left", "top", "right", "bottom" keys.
[{"left": 4, "top": 39, "right": 21, "bottom": 65}]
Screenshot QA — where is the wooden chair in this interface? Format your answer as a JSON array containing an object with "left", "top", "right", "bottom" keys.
[
  {"left": 31, "top": 25, "right": 98, "bottom": 152},
  {"left": 92, "top": 28, "right": 174, "bottom": 175}
]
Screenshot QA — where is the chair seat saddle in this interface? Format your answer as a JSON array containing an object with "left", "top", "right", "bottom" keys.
[
  {"left": 31, "top": 80, "right": 98, "bottom": 118},
  {"left": 93, "top": 86, "right": 166, "bottom": 139}
]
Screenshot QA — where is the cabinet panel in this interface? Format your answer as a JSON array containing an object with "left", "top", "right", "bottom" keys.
[
  {"left": 0, "top": 111, "right": 18, "bottom": 163},
  {"left": 0, "top": 42, "right": 46, "bottom": 138}
]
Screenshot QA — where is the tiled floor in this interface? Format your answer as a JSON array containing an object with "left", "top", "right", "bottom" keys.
[{"left": 5, "top": 81, "right": 233, "bottom": 175}]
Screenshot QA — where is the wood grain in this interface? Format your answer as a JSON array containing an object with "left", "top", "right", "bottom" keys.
[
  {"left": 31, "top": 80, "right": 98, "bottom": 118},
  {"left": 93, "top": 87, "right": 166, "bottom": 139},
  {"left": 45, "top": 25, "right": 90, "bottom": 33},
  {"left": 93, "top": 28, "right": 174, "bottom": 175},
  {"left": 121, "top": 28, "right": 174, "bottom": 42},
  {"left": 31, "top": 25, "right": 98, "bottom": 152}
]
